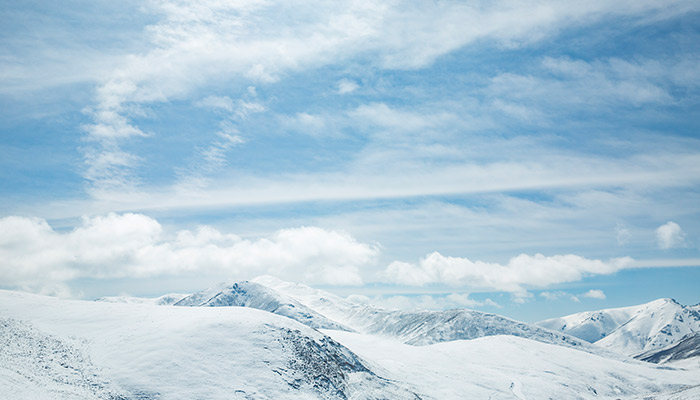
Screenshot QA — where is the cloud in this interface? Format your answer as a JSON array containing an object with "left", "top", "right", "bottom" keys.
[
  {"left": 382, "top": 252, "right": 633, "bottom": 295},
  {"left": 583, "top": 289, "right": 606, "bottom": 299},
  {"left": 656, "top": 221, "right": 686, "bottom": 249},
  {"left": 72, "top": 0, "right": 700, "bottom": 191},
  {"left": 337, "top": 79, "right": 359, "bottom": 94},
  {"left": 0, "top": 214, "right": 378, "bottom": 290},
  {"left": 540, "top": 291, "right": 579, "bottom": 302},
  {"left": 485, "top": 56, "right": 688, "bottom": 124},
  {"left": 195, "top": 95, "right": 235, "bottom": 112}
]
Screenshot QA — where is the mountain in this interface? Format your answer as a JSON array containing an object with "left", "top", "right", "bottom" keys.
[
  {"left": 636, "top": 332, "right": 700, "bottom": 364},
  {"left": 537, "top": 298, "right": 700, "bottom": 356},
  {"left": 240, "top": 276, "right": 595, "bottom": 352},
  {"left": 0, "top": 289, "right": 417, "bottom": 400},
  {"left": 3, "top": 289, "right": 700, "bottom": 399},
  {"left": 174, "top": 281, "right": 352, "bottom": 331}
]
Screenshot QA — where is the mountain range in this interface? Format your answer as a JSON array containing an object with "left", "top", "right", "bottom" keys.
[
  {"left": 537, "top": 298, "right": 700, "bottom": 357},
  {"left": 2, "top": 276, "right": 699, "bottom": 399}
]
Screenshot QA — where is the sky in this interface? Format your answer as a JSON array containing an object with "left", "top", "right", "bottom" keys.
[{"left": 1, "top": 0, "right": 700, "bottom": 322}]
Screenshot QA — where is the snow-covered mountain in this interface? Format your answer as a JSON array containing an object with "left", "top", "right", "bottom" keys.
[
  {"left": 636, "top": 332, "right": 700, "bottom": 364},
  {"left": 0, "top": 289, "right": 416, "bottom": 400},
  {"left": 230, "top": 276, "right": 594, "bottom": 352},
  {"left": 538, "top": 298, "right": 700, "bottom": 356},
  {"left": 174, "top": 281, "right": 352, "bottom": 331},
  {"left": 2, "top": 288, "right": 699, "bottom": 399}
]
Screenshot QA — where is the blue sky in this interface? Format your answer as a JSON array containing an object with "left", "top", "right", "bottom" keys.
[{"left": 1, "top": 0, "right": 699, "bottom": 321}]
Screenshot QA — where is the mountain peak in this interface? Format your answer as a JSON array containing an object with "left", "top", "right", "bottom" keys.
[
  {"left": 538, "top": 297, "right": 700, "bottom": 356},
  {"left": 175, "top": 280, "right": 352, "bottom": 331}
]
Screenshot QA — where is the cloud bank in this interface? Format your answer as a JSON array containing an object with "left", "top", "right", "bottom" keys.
[
  {"left": 383, "top": 252, "right": 633, "bottom": 296},
  {"left": 0, "top": 214, "right": 377, "bottom": 289},
  {"left": 0, "top": 213, "right": 693, "bottom": 301}
]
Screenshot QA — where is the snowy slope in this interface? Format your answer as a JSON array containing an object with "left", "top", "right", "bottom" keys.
[
  {"left": 538, "top": 299, "right": 700, "bottom": 356},
  {"left": 323, "top": 329, "right": 700, "bottom": 400},
  {"left": 175, "top": 281, "right": 351, "bottom": 331},
  {"left": 2, "top": 289, "right": 699, "bottom": 400},
  {"left": 0, "top": 290, "right": 417, "bottom": 400},
  {"left": 95, "top": 293, "right": 187, "bottom": 305},
  {"left": 0, "top": 317, "right": 128, "bottom": 400},
  {"left": 636, "top": 333, "right": 700, "bottom": 364},
  {"left": 250, "top": 276, "right": 595, "bottom": 352}
]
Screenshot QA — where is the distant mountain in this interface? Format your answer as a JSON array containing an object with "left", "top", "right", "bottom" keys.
[
  {"left": 636, "top": 332, "right": 700, "bottom": 364},
  {"left": 2, "top": 288, "right": 698, "bottom": 399},
  {"left": 95, "top": 293, "right": 188, "bottom": 306},
  {"left": 538, "top": 298, "right": 700, "bottom": 356},
  {"left": 248, "top": 276, "right": 593, "bottom": 352},
  {"left": 174, "top": 281, "right": 352, "bottom": 331}
]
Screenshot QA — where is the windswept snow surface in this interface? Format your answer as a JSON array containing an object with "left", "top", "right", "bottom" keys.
[
  {"left": 538, "top": 299, "right": 700, "bottom": 356},
  {"left": 0, "top": 317, "right": 128, "bottom": 400},
  {"left": 0, "top": 290, "right": 416, "bottom": 400},
  {"left": 174, "top": 281, "right": 352, "bottom": 331},
  {"left": 251, "top": 276, "right": 593, "bottom": 351},
  {"left": 323, "top": 330, "right": 700, "bottom": 400}
]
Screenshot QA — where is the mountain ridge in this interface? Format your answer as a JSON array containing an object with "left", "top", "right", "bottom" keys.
[{"left": 537, "top": 298, "right": 700, "bottom": 356}]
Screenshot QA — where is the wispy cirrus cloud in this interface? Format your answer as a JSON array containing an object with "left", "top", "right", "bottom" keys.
[{"left": 70, "top": 0, "right": 700, "bottom": 193}]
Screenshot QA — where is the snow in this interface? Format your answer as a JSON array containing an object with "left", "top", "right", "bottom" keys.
[
  {"left": 174, "top": 281, "right": 352, "bottom": 331},
  {"left": 2, "top": 280, "right": 699, "bottom": 399},
  {"left": 0, "top": 290, "right": 416, "bottom": 400},
  {"left": 637, "top": 333, "right": 700, "bottom": 364},
  {"left": 252, "top": 276, "right": 597, "bottom": 353},
  {"left": 537, "top": 298, "right": 700, "bottom": 356},
  {"left": 322, "top": 330, "right": 700, "bottom": 399}
]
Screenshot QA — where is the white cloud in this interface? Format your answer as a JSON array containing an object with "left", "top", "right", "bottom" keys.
[
  {"left": 337, "top": 79, "right": 359, "bottom": 94},
  {"left": 195, "top": 95, "right": 235, "bottom": 112},
  {"left": 486, "top": 56, "right": 682, "bottom": 118},
  {"left": 383, "top": 252, "right": 633, "bottom": 294},
  {"left": 349, "top": 102, "right": 458, "bottom": 133},
  {"left": 583, "top": 289, "right": 606, "bottom": 299},
  {"left": 540, "top": 291, "right": 579, "bottom": 302},
  {"left": 0, "top": 214, "right": 377, "bottom": 290},
  {"left": 281, "top": 112, "right": 329, "bottom": 137},
  {"left": 656, "top": 221, "right": 685, "bottom": 249}
]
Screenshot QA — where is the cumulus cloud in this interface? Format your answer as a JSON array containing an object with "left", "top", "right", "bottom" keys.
[
  {"left": 0, "top": 214, "right": 377, "bottom": 289},
  {"left": 583, "top": 289, "right": 606, "bottom": 299},
  {"left": 383, "top": 252, "right": 633, "bottom": 295},
  {"left": 656, "top": 221, "right": 685, "bottom": 249}
]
